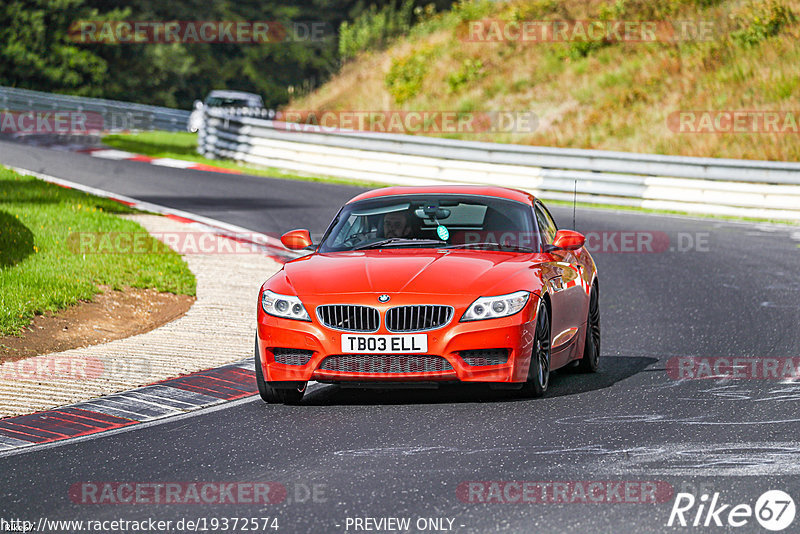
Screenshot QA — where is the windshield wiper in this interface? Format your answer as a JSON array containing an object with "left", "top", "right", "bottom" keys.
[
  {"left": 443, "top": 242, "right": 536, "bottom": 253},
  {"left": 353, "top": 238, "right": 445, "bottom": 250}
]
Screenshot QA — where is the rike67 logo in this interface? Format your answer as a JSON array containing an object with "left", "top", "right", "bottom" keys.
[{"left": 668, "top": 490, "right": 796, "bottom": 531}]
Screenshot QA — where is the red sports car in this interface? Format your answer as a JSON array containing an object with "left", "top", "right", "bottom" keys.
[{"left": 255, "top": 185, "right": 600, "bottom": 404}]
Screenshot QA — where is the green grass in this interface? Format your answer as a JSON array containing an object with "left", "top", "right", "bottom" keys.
[
  {"left": 103, "top": 131, "right": 201, "bottom": 160},
  {"left": 102, "top": 131, "right": 387, "bottom": 188},
  {"left": 0, "top": 167, "right": 196, "bottom": 337}
]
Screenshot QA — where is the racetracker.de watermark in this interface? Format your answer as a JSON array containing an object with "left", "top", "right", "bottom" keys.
[
  {"left": 668, "top": 111, "right": 800, "bottom": 134},
  {"left": 462, "top": 19, "right": 718, "bottom": 42},
  {"left": 68, "top": 230, "right": 711, "bottom": 255},
  {"left": 0, "top": 355, "right": 108, "bottom": 381},
  {"left": 667, "top": 357, "right": 800, "bottom": 380},
  {"left": 0, "top": 111, "right": 103, "bottom": 134},
  {"left": 458, "top": 231, "right": 709, "bottom": 253},
  {"left": 0, "top": 356, "right": 151, "bottom": 381},
  {"left": 67, "top": 231, "right": 278, "bottom": 255},
  {"left": 69, "top": 482, "right": 287, "bottom": 505},
  {"left": 273, "top": 110, "right": 538, "bottom": 134},
  {"left": 1, "top": 517, "right": 280, "bottom": 533},
  {"left": 68, "top": 21, "right": 331, "bottom": 44},
  {"left": 457, "top": 481, "right": 674, "bottom": 503}
]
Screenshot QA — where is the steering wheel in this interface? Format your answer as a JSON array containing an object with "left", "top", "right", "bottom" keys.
[{"left": 343, "top": 232, "right": 372, "bottom": 248}]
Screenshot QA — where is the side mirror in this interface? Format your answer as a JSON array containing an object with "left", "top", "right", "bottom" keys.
[
  {"left": 551, "top": 230, "right": 585, "bottom": 251},
  {"left": 281, "top": 229, "right": 313, "bottom": 250}
]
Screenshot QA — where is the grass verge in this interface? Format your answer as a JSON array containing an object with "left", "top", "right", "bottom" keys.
[
  {"left": 0, "top": 166, "right": 196, "bottom": 337},
  {"left": 102, "top": 131, "right": 387, "bottom": 188}
]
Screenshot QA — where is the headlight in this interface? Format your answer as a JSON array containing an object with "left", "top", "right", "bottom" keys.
[
  {"left": 461, "top": 291, "right": 530, "bottom": 321},
  {"left": 261, "top": 290, "right": 311, "bottom": 321}
]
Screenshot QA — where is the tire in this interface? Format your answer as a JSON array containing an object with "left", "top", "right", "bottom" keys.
[
  {"left": 575, "top": 285, "right": 600, "bottom": 373},
  {"left": 254, "top": 336, "right": 306, "bottom": 404},
  {"left": 520, "top": 301, "right": 551, "bottom": 398}
]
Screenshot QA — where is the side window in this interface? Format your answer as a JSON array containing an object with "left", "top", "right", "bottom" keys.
[{"left": 534, "top": 202, "right": 558, "bottom": 244}]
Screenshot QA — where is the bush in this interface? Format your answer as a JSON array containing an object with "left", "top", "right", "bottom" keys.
[
  {"left": 385, "top": 46, "right": 437, "bottom": 103},
  {"left": 339, "top": 0, "right": 416, "bottom": 61},
  {"left": 447, "top": 58, "right": 485, "bottom": 93},
  {"left": 731, "top": 0, "right": 797, "bottom": 47},
  {"left": 452, "top": 0, "right": 494, "bottom": 22},
  {"left": 565, "top": 0, "right": 626, "bottom": 60}
]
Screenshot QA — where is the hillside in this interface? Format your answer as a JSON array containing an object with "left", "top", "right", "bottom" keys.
[{"left": 290, "top": 0, "right": 800, "bottom": 161}]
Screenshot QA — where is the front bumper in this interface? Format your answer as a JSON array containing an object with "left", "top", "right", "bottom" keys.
[{"left": 256, "top": 296, "right": 538, "bottom": 384}]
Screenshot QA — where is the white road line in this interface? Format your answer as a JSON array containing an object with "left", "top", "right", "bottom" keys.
[
  {"left": 150, "top": 158, "right": 198, "bottom": 168},
  {"left": 0, "top": 382, "right": 324, "bottom": 459},
  {"left": 73, "top": 399, "right": 177, "bottom": 420},
  {"left": 86, "top": 149, "right": 138, "bottom": 160},
  {"left": 0, "top": 436, "right": 35, "bottom": 450}
]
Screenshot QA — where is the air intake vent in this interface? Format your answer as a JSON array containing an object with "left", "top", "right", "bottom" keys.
[
  {"left": 319, "top": 354, "right": 453, "bottom": 374},
  {"left": 272, "top": 348, "right": 314, "bottom": 366},
  {"left": 460, "top": 349, "right": 510, "bottom": 367},
  {"left": 316, "top": 305, "right": 379, "bottom": 332},
  {"left": 385, "top": 305, "right": 453, "bottom": 332}
]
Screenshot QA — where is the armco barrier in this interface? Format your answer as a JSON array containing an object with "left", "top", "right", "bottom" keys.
[
  {"left": 198, "top": 109, "right": 800, "bottom": 221},
  {"left": 0, "top": 86, "right": 190, "bottom": 133}
]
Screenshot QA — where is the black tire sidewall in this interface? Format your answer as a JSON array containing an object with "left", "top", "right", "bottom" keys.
[
  {"left": 577, "top": 286, "right": 600, "bottom": 373},
  {"left": 522, "top": 302, "right": 549, "bottom": 397}
]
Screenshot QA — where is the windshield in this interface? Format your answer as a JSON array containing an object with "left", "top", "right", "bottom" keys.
[
  {"left": 318, "top": 194, "right": 540, "bottom": 253},
  {"left": 205, "top": 96, "right": 262, "bottom": 108}
]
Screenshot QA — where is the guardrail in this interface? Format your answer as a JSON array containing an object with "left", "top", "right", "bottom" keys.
[
  {"left": 199, "top": 109, "right": 800, "bottom": 221},
  {"left": 0, "top": 86, "right": 190, "bottom": 132}
]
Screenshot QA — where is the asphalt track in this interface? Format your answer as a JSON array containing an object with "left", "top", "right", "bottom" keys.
[{"left": 1, "top": 139, "right": 800, "bottom": 533}]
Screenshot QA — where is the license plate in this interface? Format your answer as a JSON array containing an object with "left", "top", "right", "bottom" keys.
[{"left": 341, "top": 334, "right": 427, "bottom": 354}]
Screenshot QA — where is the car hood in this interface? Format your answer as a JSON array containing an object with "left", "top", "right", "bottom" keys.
[{"left": 278, "top": 250, "right": 542, "bottom": 297}]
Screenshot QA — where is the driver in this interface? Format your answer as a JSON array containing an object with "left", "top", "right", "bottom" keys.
[{"left": 383, "top": 211, "right": 413, "bottom": 238}]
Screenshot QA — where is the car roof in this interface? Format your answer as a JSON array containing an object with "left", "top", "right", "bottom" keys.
[{"left": 346, "top": 185, "right": 536, "bottom": 205}]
